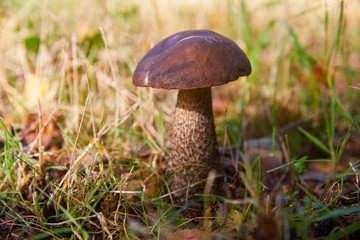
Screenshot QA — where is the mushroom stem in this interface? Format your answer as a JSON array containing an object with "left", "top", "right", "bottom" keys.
[{"left": 166, "top": 87, "right": 220, "bottom": 199}]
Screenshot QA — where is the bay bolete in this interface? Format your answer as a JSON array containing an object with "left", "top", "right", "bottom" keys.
[{"left": 133, "top": 30, "right": 251, "bottom": 201}]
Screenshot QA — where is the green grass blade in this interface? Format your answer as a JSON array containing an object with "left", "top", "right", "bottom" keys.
[
  {"left": 315, "top": 205, "right": 360, "bottom": 222},
  {"left": 333, "top": 117, "right": 357, "bottom": 178},
  {"left": 248, "top": 21, "right": 275, "bottom": 74},
  {"left": 240, "top": 0, "right": 251, "bottom": 49},
  {"left": 282, "top": 21, "right": 319, "bottom": 107},
  {"left": 297, "top": 127, "right": 330, "bottom": 154}
]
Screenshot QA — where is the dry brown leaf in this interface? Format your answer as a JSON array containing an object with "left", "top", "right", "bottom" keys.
[
  {"left": 169, "top": 228, "right": 202, "bottom": 240},
  {"left": 260, "top": 156, "right": 284, "bottom": 191},
  {"left": 21, "top": 112, "right": 64, "bottom": 151}
]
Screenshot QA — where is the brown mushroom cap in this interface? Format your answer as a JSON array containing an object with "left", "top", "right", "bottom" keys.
[{"left": 133, "top": 30, "right": 251, "bottom": 90}]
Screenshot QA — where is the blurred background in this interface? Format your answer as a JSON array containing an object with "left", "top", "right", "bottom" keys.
[{"left": 0, "top": 0, "right": 359, "bottom": 158}]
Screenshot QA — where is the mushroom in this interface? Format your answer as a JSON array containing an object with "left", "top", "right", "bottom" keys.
[{"left": 133, "top": 30, "right": 251, "bottom": 202}]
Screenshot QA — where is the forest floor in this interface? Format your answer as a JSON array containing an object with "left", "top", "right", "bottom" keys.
[{"left": 1, "top": 0, "right": 360, "bottom": 239}]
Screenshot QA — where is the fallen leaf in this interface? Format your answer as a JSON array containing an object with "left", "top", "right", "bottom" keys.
[
  {"left": 21, "top": 112, "right": 64, "bottom": 151},
  {"left": 169, "top": 229, "right": 202, "bottom": 240},
  {"left": 260, "top": 155, "right": 284, "bottom": 191}
]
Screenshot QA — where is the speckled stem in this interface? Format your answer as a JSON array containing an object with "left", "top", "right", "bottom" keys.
[{"left": 166, "top": 88, "right": 220, "bottom": 200}]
